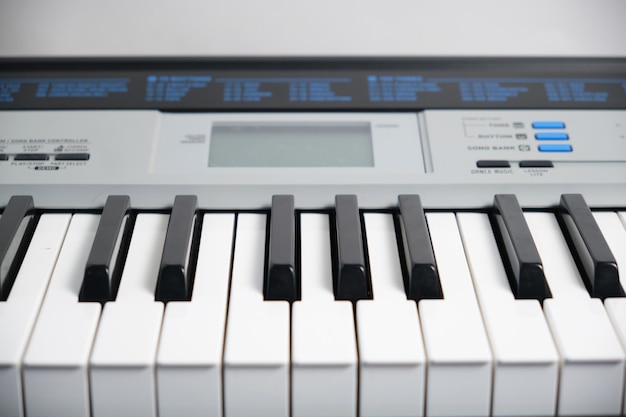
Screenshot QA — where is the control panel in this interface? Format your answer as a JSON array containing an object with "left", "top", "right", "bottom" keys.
[
  {"left": 0, "top": 110, "right": 624, "bottom": 209},
  {"left": 0, "top": 139, "right": 91, "bottom": 168},
  {"left": 423, "top": 109, "right": 626, "bottom": 177}
]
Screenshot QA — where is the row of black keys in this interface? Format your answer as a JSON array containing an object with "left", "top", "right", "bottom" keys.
[{"left": 0, "top": 193, "right": 622, "bottom": 304}]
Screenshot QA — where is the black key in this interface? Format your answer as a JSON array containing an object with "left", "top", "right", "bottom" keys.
[
  {"left": 333, "top": 195, "right": 371, "bottom": 301},
  {"left": 397, "top": 195, "right": 443, "bottom": 300},
  {"left": 0, "top": 196, "right": 35, "bottom": 300},
  {"left": 494, "top": 194, "right": 551, "bottom": 300},
  {"left": 79, "top": 196, "right": 131, "bottom": 303},
  {"left": 559, "top": 194, "right": 623, "bottom": 298},
  {"left": 155, "top": 195, "right": 198, "bottom": 302},
  {"left": 265, "top": 195, "right": 299, "bottom": 302}
]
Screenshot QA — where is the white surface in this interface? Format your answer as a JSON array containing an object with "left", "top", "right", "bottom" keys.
[
  {"left": 457, "top": 213, "right": 559, "bottom": 416},
  {"left": 595, "top": 211, "right": 626, "bottom": 416},
  {"left": 357, "top": 213, "right": 426, "bottom": 417},
  {"left": 0, "top": 215, "right": 70, "bottom": 417},
  {"left": 418, "top": 212, "right": 492, "bottom": 417},
  {"left": 223, "top": 214, "right": 290, "bottom": 417},
  {"left": 605, "top": 299, "right": 626, "bottom": 416},
  {"left": 526, "top": 212, "right": 625, "bottom": 416},
  {"left": 0, "top": 0, "right": 625, "bottom": 57},
  {"left": 89, "top": 214, "right": 167, "bottom": 417},
  {"left": 157, "top": 214, "right": 235, "bottom": 417},
  {"left": 292, "top": 214, "right": 356, "bottom": 417},
  {"left": 22, "top": 215, "right": 102, "bottom": 417}
]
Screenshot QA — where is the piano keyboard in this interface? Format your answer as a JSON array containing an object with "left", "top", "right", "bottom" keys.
[
  {"left": 1, "top": 194, "right": 626, "bottom": 417},
  {"left": 2, "top": 57, "right": 626, "bottom": 416}
]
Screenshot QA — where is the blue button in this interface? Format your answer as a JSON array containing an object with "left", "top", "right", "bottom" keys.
[
  {"left": 538, "top": 144, "right": 572, "bottom": 152},
  {"left": 535, "top": 133, "right": 569, "bottom": 140},
  {"left": 532, "top": 121, "right": 566, "bottom": 129}
]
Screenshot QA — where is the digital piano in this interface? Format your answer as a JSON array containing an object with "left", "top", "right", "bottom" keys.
[{"left": 1, "top": 57, "right": 626, "bottom": 417}]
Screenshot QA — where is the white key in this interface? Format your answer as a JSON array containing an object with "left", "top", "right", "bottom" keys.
[
  {"left": 419, "top": 212, "right": 492, "bottom": 417},
  {"left": 526, "top": 212, "right": 624, "bottom": 416},
  {"left": 157, "top": 214, "right": 235, "bottom": 417},
  {"left": 595, "top": 211, "right": 626, "bottom": 415},
  {"left": 89, "top": 214, "right": 167, "bottom": 417},
  {"left": 292, "top": 213, "right": 357, "bottom": 417},
  {"left": 357, "top": 213, "right": 426, "bottom": 417},
  {"left": 223, "top": 214, "right": 290, "bottom": 417},
  {"left": 22, "top": 215, "right": 102, "bottom": 417},
  {"left": 0, "top": 214, "right": 70, "bottom": 417},
  {"left": 457, "top": 213, "right": 559, "bottom": 416}
]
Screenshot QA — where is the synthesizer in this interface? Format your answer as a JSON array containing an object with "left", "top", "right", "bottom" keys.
[{"left": 1, "top": 58, "right": 626, "bottom": 417}]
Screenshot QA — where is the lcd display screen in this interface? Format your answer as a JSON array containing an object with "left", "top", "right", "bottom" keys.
[{"left": 208, "top": 122, "right": 374, "bottom": 167}]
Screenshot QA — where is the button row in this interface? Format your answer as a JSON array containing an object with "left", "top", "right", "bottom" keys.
[
  {"left": 0, "top": 153, "right": 90, "bottom": 161},
  {"left": 477, "top": 160, "right": 554, "bottom": 168},
  {"left": 531, "top": 120, "right": 572, "bottom": 153}
]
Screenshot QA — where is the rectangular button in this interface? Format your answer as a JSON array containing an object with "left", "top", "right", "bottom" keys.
[
  {"left": 535, "top": 133, "right": 569, "bottom": 141},
  {"left": 14, "top": 154, "right": 48, "bottom": 161},
  {"left": 0, "top": 154, "right": 8, "bottom": 161},
  {"left": 532, "top": 121, "right": 566, "bottom": 129},
  {"left": 519, "top": 160, "right": 554, "bottom": 168},
  {"left": 538, "top": 144, "right": 572, "bottom": 153},
  {"left": 476, "top": 160, "right": 510, "bottom": 168},
  {"left": 55, "top": 153, "right": 90, "bottom": 161}
]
